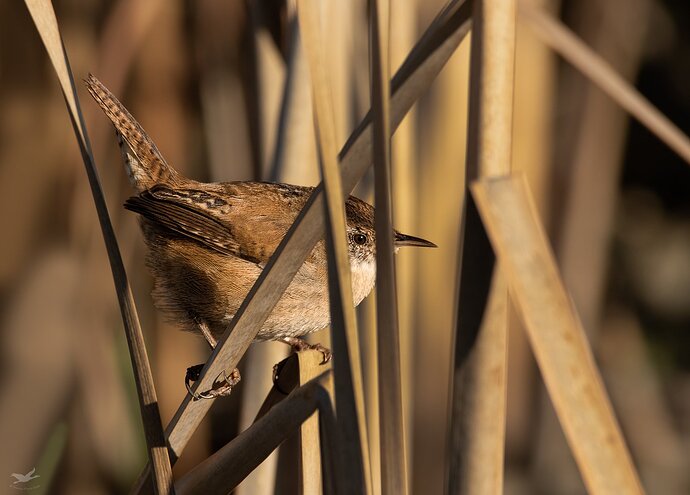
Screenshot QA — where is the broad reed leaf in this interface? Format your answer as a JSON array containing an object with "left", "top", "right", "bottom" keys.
[{"left": 471, "top": 174, "right": 644, "bottom": 494}]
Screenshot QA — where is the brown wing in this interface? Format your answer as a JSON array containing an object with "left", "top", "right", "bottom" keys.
[
  {"left": 210, "top": 182, "right": 315, "bottom": 265},
  {"left": 124, "top": 185, "right": 262, "bottom": 263}
]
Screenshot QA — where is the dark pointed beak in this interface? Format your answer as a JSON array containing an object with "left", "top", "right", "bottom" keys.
[{"left": 394, "top": 231, "right": 437, "bottom": 248}]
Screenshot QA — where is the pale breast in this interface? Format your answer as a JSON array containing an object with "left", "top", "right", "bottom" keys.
[
  {"left": 227, "top": 258, "right": 376, "bottom": 341},
  {"left": 350, "top": 259, "right": 377, "bottom": 306},
  {"left": 147, "top": 225, "right": 377, "bottom": 342}
]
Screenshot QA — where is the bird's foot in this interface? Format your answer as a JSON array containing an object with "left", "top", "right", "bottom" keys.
[
  {"left": 185, "top": 364, "right": 241, "bottom": 400},
  {"left": 279, "top": 337, "right": 332, "bottom": 364}
]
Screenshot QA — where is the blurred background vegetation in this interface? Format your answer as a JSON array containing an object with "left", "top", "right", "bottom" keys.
[{"left": 1, "top": 0, "right": 689, "bottom": 493}]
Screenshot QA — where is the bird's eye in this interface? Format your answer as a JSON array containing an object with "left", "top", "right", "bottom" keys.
[{"left": 354, "top": 233, "right": 368, "bottom": 245}]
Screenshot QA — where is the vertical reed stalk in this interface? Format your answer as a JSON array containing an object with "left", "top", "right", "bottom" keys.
[
  {"left": 298, "top": 0, "right": 371, "bottom": 491},
  {"left": 448, "top": 0, "right": 516, "bottom": 493},
  {"left": 389, "top": 4, "right": 418, "bottom": 485},
  {"left": 298, "top": 351, "right": 328, "bottom": 494},
  {"left": 370, "top": 0, "right": 409, "bottom": 493}
]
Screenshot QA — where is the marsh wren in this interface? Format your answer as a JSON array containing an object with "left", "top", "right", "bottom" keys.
[{"left": 85, "top": 74, "right": 435, "bottom": 398}]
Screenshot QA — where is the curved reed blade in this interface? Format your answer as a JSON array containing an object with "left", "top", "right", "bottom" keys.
[{"left": 23, "top": 1, "right": 173, "bottom": 493}]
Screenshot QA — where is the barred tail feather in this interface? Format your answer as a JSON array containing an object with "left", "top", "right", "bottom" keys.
[{"left": 84, "top": 74, "right": 179, "bottom": 191}]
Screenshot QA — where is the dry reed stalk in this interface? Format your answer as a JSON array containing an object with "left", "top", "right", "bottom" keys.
[
  {"left": 471, "top": 174, "right": 644, "bottom": 495},
  {"left": 24, "top": 1, "right": 174, "bottom": 493},
  {"left": 196, "top": 0, "right": 254, "bottom": 182},
  {"left": 46, "top": 1, "right": 161, "bottom": 482},
  {"left": 413, "top": 30, "right": 470, "bottom": 495},
  {"left": 391, "top": 0, "right": 418, "bottom": 453},
  {"left": 504, "top": 0, "right": 558, "bottom": 463},
  {"left": 236, "top": 5, "right": 288, "bottom": 493},
  {"left": 304, "top": 0, "right": 358, "bottom": 359},
  {"left": 361, "top": 297, "right": 382, "bottom": 494},
  {"left": 269, "top": 19, "right": 319, "bottom": 185},
  {"left": 251, "top": 352, "right": 323, "bottom": 422},
  {"left": 234, "top": 343, "right": 285, "bottom": 495},
  {"left": 175, "top": 372, "right": 337, "bottom": 495},
  {"left": 450, "top": 263, "right": 506, "bottom": 493},
  {"left": 298, "top": 350, "right": 329, "bottom": 494},
  {"left": 407, "top": 3, "right": 475, "bottom": 492},
  {"left": 523, "top": 1, "right": 652, "bottom": 490},
  {"left": 369, "top": 0, "right": 409, "bottom": 493},
  {"left": 323, "top": 0, "right": 357, "bottom": 147},
  {"left": 356, "top": 0, "right": 381, "bottom": 487},
  {"left": 520, "top": 2, "right": 690, "bottom": 168},
  {"left": 249, "top": 1, "right": 286, "bottom": 180},
  {"left": 446, "top": 190, "right": 495, "bottom": 492},
  {"left": 298, "top": 0, "right": 371, "bottom": 491},
  {"left": 133, "top": 3, "right": 472, "bottom": 491},
  {"left": 389, "top": 6, "right": 418, "bottom": 482},
  {"left": 448, "top": 0, "right": 515, "bottom": 493}
]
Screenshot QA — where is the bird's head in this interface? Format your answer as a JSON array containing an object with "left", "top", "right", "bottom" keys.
[{"left": 344, "top": 195, "right": 437, "bottom": 267}]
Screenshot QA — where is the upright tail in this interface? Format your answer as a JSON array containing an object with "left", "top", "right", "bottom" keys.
[{"left": 85, "top": 74, "right": 180, "bottom": 191}]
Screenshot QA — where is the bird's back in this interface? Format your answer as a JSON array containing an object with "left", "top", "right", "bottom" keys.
[{"left": 137, "top": 190, "right": 332, "bottom": 341}]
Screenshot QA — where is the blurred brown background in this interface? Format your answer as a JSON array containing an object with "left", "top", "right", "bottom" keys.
[{"left": 1, "top": 0, "right": 690, "bottom": 493}]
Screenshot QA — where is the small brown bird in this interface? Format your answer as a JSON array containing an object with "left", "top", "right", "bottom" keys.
[{"left": 85, "top": 74, "right": 435, "bottom": 398}]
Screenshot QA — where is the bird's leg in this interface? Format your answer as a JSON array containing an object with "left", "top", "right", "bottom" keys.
[
  {"left": 197, "top": 318, "right": 218, "bottom": 348},
  {"left": 279, "top": 336, "right": 332, "bottom": 364},
  {"left": 185, "top": 317, "right": 241, "bottom": 400}
]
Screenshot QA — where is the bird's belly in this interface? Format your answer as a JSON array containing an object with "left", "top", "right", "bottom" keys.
[
  {"left": 150, "top": 252, "right": 331, "bottom": 340},
  {"left": 219, "top": 269, "right": 331, "bottom": 341},
  {"left": 147, "top": 238, "right": 375, "bottom": 342}
]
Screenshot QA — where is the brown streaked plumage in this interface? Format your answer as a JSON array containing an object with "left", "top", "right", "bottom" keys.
[
  {"left": 85, "top": 74, "right": 435, "bottom": 397},
  {"left": 124, "top": 181, "right": 384, "bottom": 342}
]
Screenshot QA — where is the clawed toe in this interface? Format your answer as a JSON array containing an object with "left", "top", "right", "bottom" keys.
[
  {"left": 280, "top": 337, "right": 332, "bottom": 364},
  {"left": 296, "top": 342, "right": 331, "bottom": 364},
  {"left": 311, "top": 343, "right": 332, "bottom": 364},
  {"left": 185, "top": 364, "right": 241, "bottom": 400}
]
